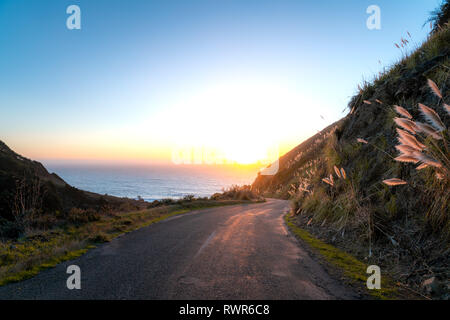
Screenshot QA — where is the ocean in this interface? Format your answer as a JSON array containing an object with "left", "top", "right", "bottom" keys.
[{"left": 44, "top": 164, "right": 259, "bottom": 201}]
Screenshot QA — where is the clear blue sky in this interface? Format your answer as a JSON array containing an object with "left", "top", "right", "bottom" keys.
[{"left": 0, "top": 0, "right": 441, "bottom": 164}]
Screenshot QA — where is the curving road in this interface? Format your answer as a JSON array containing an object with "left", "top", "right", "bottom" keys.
[{"left": 0, "top": 199, "right": 358, "bottom": 299}]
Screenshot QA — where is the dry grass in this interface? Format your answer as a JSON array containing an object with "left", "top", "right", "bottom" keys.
[
  {"left": 384, "top": 79, "right": 449, "bottom": 228},
  {"left": 255, "top": 19, "right": 450, "bottom": 298}
]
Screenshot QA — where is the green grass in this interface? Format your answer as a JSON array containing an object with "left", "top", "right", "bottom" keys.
[
  {"left": 0, "top": 200, "right": 254, "bottom": 286},
  {"left": 284, "top": 214, "right": 400, "bottom": 299},
  {"left": 0, "top": 248, "right": 89, "bottom": 286}
]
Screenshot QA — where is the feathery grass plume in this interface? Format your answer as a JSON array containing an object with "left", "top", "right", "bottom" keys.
[
  {"left": 394, "top": 43, "right": 400, "bottom": 49},
  {"left": 396, "top": 128, "right": 427, "bottom": 151},
  {"left": 383, "top": 178, "right": 407, "bottom": 186},
  {"left": 416, "top": 163, "right": 429, "bottom": 170},
  {"left": 418, "top": 103, "right": 445, "bottom": 131},
  {"left": 395, "top": 144, "right": 418, "bottom": 155},
  {"left": 394, "top": 155, "right": 420, "bottom": 163},
  {"left": 415, "top": 153, "right": 443, "bottom": 168},
  {"left": 435, "top": 172, "right": 444, "bottom": 180},
  {"left": 444, "top": 103, "right": 450, "bottom": 116},
  {"left": 394, "top": 105, "right": 412, "bottom": 119},
  {"left": 334, "top": 165, "right": 341, "bottom": 178},
  {"left": 397, "top": 136, "right": 409, "bottom": 146},
  {"left": 322, "top": 178, "right": 333, "bottom": 186},
  {"left": 375, "top": 99, "right": 383, "bottom": 104},
  {"left": 394, "top": 117, "right": 418, "bottom": 133},
  {"left": 363, "top": 100, "right": 371, "bottom": 105},
  {"left": 427, "top": 79, "right": 442, "bottom": 99},
  {"left": 329, "top": 174, "right": 334, "bottom": 185},
  {"left": 415, "top": 122, "right": 443, "bottom": 140},
  {"left": 357, "top": 138, "right": 368, "bottom": 144},
  {"left": 340, "top": 167, "right": 346, "bottom": 179}
]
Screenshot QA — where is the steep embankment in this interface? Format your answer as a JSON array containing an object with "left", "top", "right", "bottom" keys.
[
  {"left": 253, "top": 20, "right": 449, "bottom": 298},
  {"left": 252, "top": 121, "right": 344, "bottom": 198}
]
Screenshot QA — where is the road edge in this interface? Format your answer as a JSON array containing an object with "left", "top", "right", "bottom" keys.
[{"left": 283, "top": 213, "right": 404, "bottom": 300}]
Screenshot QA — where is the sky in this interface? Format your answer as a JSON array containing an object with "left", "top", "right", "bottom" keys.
[{"left": 0, "top": 0, "right": 441, "bottom": 166}]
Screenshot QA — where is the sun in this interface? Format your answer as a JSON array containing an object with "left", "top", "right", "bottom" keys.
[
  {"left": 144, "top": 77, "right": 305, "bottom": 165},
  {"left": 223, "top": 147, "right": 264, "bottom": 165},
  {"left": 218, "top": 139, "right": 273, "bottom": 165}
]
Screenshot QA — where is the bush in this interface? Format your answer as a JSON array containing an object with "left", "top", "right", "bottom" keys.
[
  {"left": 66, "top": 208, "right": 101, "bottom": 224},
  {"left": 160, "top": 198, "right": 175, "bottom": 205},
  {"left": 89, "top": 232, "right": 110, "bottom": 243},
  {"left": 147, "top": 200, "right": 161, "bottom": 208},
  {"left": 211, "top": 185, "right": 259, "bottom": 201},
  {"left": 427, "top": 0, "right": 450, "bottom": 34},
  {"left": 28, "top": 213, "right": 58, "bottom": 230},
  {"left": 182, "top": 194, "right": 195, "bottom": 202},
  {"left": 118, "top": 202, "right": 138, "bottom": 213},
  {"left": 0, "top": 219, "right": 23, "bottom": 240}
]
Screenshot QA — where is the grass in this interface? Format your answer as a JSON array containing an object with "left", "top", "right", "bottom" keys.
[
  {"left": 252, "top": 9, "right": 449, "bottom": 299},
  {"left": 0, "top": 199, "right": 253, "bottom": 286},
  {"left": 284, "top": 214, "right": 400, "bottom": 300},
  {"left": 0, "top": 248, "right": 90, "bottom": 285}
]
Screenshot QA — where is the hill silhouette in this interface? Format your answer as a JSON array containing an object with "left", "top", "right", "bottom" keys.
[{"left": 0, "top": 140, "right": 145, "bottom": 238}]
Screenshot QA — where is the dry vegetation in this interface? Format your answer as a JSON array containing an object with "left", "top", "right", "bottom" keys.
[
  {"left": 211, "top": 184, "right": 263, "bottom": 201},
  {"left": 253, "top": 4, "right": 450, "bottom": 299}
]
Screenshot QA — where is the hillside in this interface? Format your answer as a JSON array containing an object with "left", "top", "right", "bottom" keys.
[
  {"left": 0, "top": 141, "right": 67, "bottom": 186},
  {"left": 253, "top": 12, "right": 449, "bottom": 298},
  {"left": 0, "top": 140, "right": 146, "bottom": 238},
  {"left": 252, "top": 120, "right": 343, "bottom": 197}
]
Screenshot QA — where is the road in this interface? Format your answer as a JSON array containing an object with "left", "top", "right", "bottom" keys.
[{"left": 0, "top": 199, "right": 359, "bottom": 299}]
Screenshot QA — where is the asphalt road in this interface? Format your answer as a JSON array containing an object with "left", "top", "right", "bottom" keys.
[{"left": 0, "top": 199, "right": 359, "bottom": 299}]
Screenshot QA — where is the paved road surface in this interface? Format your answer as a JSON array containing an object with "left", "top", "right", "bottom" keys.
[{"left": 0, "top": 199, "right": 358, "bottom": 299}]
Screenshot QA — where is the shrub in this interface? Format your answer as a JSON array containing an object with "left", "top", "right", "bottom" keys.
[
  {"left": 160, "top": 198, "right": 175, "bottom": 205},
  {"left": 66, "top": 208, "right": 101, "bottom": 224},
  {"left": 89, "top": 232, "right": 110, "bottom": 243},
  {"left": 213, "top": 185, "right": 259, "bottom": 201},
  {"left": 182, "top": 194, "right": 195, "bottom": 201},
  {"left": 0, "top": 219, "right": 23, "bottom": 240},
  {"left": 427, "top": 0, "right": 450, "bottom": 34}
]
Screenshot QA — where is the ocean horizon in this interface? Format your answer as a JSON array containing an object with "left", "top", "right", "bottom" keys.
[{"left": 44, "top": 163, "right": 259, "bottom": 202}]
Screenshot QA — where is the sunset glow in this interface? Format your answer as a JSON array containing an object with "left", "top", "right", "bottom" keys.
[{"left": 0, "top": 0, "right": 435, "bottom": 167}]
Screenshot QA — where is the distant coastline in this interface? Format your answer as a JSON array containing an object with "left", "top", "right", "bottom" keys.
[{"left": 45, "top": 163, "right": 259, "bottom": 201}]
